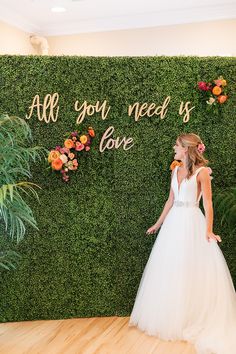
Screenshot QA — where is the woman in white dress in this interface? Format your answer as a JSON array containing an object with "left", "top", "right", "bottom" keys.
[{"left": 129, "top": 133, "right": 236, "bottom": 354}]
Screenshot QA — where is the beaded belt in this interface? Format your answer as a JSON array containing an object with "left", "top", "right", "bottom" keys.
[{"left": 174, "top": 200, "right": 199, "bottom": 208}]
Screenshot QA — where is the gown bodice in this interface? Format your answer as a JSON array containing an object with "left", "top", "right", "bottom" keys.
[{"left": 171, "top": 166, "right": 205, "bottom": 205}]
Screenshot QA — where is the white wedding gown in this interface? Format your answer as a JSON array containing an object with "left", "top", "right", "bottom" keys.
[{"left": 129, "top": 166, "right": 236, "bottom": 354}]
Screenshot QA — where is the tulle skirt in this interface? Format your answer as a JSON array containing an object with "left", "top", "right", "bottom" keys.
[{"left": 129, "top": 205, "right": 236, "bottom": 354}]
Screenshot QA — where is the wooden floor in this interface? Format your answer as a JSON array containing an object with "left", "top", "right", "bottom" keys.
[{"left": 0, "top": 316, "right": 196, "bottom": 354}]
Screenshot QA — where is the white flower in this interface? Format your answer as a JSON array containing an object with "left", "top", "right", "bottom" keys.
[
  {"left": 59, "top": 154, "right": 68, "bottom": 164},
  {"left": 206, "top": 97, "right": 216, "bottom": 105}
]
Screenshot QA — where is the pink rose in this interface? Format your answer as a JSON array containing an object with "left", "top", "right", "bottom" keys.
[
  {"left": 214, "top": 79, "right": 222, "bottom": 87},
  {"left": 68, "top": 153, "right": 75, "bottom": 160},
  {"left": 75, "top": 142, "right": 84, "bottom": 151},
  {"left": 62, "top": 175, "right": 69, "bottom": 182},
  {"left": 197, "top": 143, "right": 205, "bottom": 154},
  {"left": 60, "top": 147, "right": 70, "bottom": 154},
  {"left": 85, "top": 146, "right": 90, "bottom": 151},
  {"left": 73, "top": 159, "right": 78, "bottom": 167}
]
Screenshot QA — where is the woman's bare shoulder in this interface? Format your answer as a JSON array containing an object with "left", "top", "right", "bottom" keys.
[{"left": 197, "top": 166, "right": 212, "bottom": 180}]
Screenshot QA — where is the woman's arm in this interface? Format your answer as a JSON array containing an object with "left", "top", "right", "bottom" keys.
[
  {"left": 199, "top": 168, "right": 222, "bottom": 243},
  {"left": 146, "top": 171, "right": 175, "bottom": 234}
]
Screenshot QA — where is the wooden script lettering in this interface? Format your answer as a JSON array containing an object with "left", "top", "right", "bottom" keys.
[
  {"left": 179, "top": 101, "right": 195, "bottom": 123},
  {"left": 25, "top": 93, "right": 59, "bottom": 123},
  {"left": 128, "top": 97, "right": 171, "bottom": 121},
  {"left": 99, "top": 126, "right": 134, "bottom": 152},
  {"left": 75, "top": 100, "right": 111, "bottom": 124}
]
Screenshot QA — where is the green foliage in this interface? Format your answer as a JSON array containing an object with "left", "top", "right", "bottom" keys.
[
  {"left": 0, "top": 113, "right": 43, "bottom": 271},
  {"left": 0, "top": 250, "right": 21, "bottom": 270},
  {"left": 0, "top": 181, "right": 40, "bottom": 242},
  {"left": 0, "top": 114, "right": 42, "bottom": 182},
  {"left": 0, "top": 55, "right": 235, "bottom": 322},
  {"left": 214, "top": 187, "right": 236, "bottom": 232}
]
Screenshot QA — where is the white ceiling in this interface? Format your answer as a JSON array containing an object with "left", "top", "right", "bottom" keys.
[{"left": 0, "top": 0, "right": 236, "bottom": 36}]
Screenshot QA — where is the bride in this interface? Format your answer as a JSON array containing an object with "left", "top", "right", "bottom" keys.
[{"left": 129, "top": 133, "right": 236, "bottom": 354}]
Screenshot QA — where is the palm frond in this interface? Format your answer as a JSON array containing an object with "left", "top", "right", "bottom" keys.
[
  {"left": 0, "top": 250, "right": 21, "bottom": 271},
  {"left": 0, "top": 113, "right": 45, "bottom": 270},
  {"left": 0, "top": 182, "right": 40, "bottom": 242},
  {"left": 214, "top": 187, "right": 236, "bottom": 232},
  {"left": 0, "top": 114, "right": 46, "bottom": 184}
]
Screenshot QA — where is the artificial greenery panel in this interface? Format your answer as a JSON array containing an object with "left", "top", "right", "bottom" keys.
[{"left": 0, "top": 55, "right": 235, "bottom": 322}]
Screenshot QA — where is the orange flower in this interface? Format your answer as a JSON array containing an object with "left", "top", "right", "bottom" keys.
[
  {"left": 48, "top": 150, "right": 60, "bottom": 163},
  {"left": 212, "top": 86, "right": 222, "bottom": 96},
  {"left": 51, "top": 158, "right": 63, "bottom": 171},
  {"left": 88, "top": 127, "right": 95, "bottom": 137},
  {"left": 170, "top": 160, "right": 183, "bottom": 171},
  {"left": 217, "top": 95, "right": 228, "bottom": 104},
  {"left": 64, "top": 139, "right": 74, "bottom": 149},
  {"left": 80, "top": 135, "right": 88, "bottom": 144}
]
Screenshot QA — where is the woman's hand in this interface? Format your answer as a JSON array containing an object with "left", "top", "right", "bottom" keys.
[
  {"left": 206, "top": 231, "right": 222, "bottom": 243},
  {"left": 146, "top": 224, "right": 159, "bottom": 235}
]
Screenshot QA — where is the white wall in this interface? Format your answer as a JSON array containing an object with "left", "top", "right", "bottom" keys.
[
  {"left": 0, "top": 19, "right": 235, "bottom": 56},
  {"left": 47, "top": 19, "right": 236, "bottom": 56},
  {"left": 0, "top": 20, "right": 36, "bottom": 55}
]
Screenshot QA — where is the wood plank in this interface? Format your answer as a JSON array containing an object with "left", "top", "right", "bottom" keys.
[{"left": 0, "top": 317, "right": 196, "bottom": 354}]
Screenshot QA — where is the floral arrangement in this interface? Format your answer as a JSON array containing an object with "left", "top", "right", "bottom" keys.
[
  {"left": 48, "top": 127, "right": 95, "bottom": 182},
  {"left": 197, "top": 76, "right": 228, "bottom": 106}
]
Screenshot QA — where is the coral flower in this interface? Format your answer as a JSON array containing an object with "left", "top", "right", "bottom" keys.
[
  {"left": 80, "top": 135, "right": 88, "bottom": 144},
  {"left": 48, "top": 150, "right": 60, "bottom": 163},
  {"left": 170, "top": 160, "right": 182, "bottom": 171},
  {"left": 64, "top": 139, "right": 75, "bottom": 149},
  {"left": 88, "top": 127, "right": 95, "bottom": 137},
  {"left": 212, "top": 86, "right": 222, "bottom": 96},
  {"left": 75, "top": 142, "right": 84, "bottom": 151},
  {"left": 217, "top": 95, "right": 228, "bottom": 104},
  {"left": 85, "top": 146, "right": 90, "bottom": 151},
  {"left": 52, "top": 158, "right": 63, "bottom": 171}
]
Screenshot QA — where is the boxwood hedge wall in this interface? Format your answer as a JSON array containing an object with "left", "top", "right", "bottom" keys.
[{"left": 0, "top": 55, "right": 235, "bottom": 322}]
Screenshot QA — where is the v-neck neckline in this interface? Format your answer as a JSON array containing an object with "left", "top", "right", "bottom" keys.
[{"left": 176, "top": 166, "right": 202, "bottom": 194}]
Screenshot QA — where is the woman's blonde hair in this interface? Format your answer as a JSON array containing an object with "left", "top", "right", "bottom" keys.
[{"left": 177, "top": 133, "right": 208, "bottom": 178}]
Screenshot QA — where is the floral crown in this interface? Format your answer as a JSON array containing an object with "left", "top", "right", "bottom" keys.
[{"left": 197, "top": 143, "right": 205, "bottom": 154}]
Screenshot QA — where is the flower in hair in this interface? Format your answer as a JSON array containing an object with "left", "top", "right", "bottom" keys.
[{"left": 197, "top": 143, "right": 205, "bottom": 154}]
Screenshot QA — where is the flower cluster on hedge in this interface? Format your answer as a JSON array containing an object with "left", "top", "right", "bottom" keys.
[
  {"left": 48, "top": 127, "right": 95, "bottom": 182},
  {"left": 197, "top": 76, "right": 228, "bottom": 106}
]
